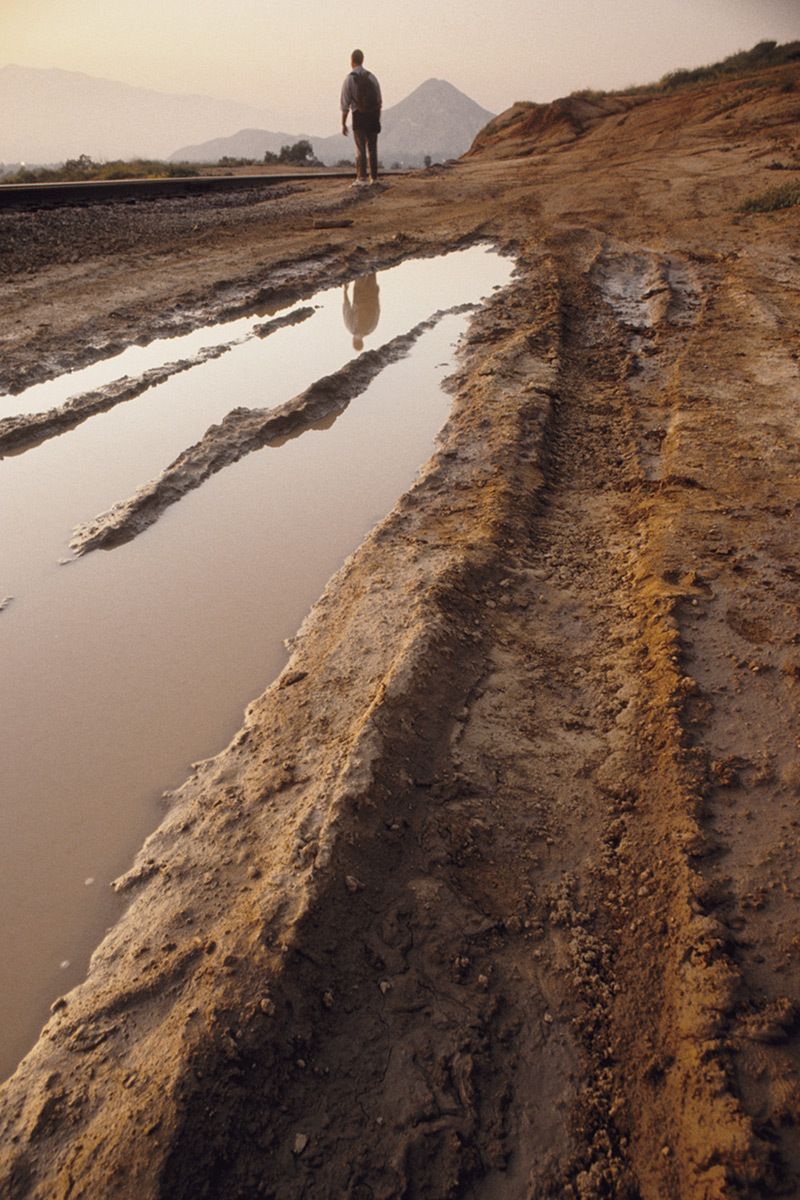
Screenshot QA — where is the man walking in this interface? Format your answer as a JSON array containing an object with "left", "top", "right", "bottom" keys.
[{"left": 341, "top": 49, "right": 382, "bottom": 186}]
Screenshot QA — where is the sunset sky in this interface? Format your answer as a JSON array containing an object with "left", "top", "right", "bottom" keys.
[{"left": 3, "top": 0, "right": 800, "bottom": 132}]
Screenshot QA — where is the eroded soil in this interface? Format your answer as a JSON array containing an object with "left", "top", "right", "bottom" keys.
[{"left": 1, "top": 63, "right": 800, "bottom": 1198}]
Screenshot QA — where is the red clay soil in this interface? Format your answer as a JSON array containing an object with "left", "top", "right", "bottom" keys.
[{"left": 1, "top": 61, "right": 800, "bottom": 1199}]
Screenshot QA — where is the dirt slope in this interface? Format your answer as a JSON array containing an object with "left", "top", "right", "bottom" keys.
[{"left": 1, "top": 62, "right": 800, "bottom": 1198}]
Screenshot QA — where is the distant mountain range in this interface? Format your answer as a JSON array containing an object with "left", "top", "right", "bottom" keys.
[
  {"left": 172, "top": 80, "right": 495, "bottom": 167},
  {"left": 1, "top": 66, "right": 493, "bottom": 168},
  {"left": 1, "top": 65, "right": 278, "bottom": 163}
]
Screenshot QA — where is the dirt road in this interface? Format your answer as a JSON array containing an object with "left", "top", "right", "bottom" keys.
[{"left": 1, "top": 64, "right": 800, "bottom": 1197}]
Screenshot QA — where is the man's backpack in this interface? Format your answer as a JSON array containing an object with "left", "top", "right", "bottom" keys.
[{"left": 351, "top": 70, "right": 380, "bottom": 113}]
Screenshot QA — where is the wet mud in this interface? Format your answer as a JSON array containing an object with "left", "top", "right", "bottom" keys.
[{"left": 1, "top": 60, "right": 800, "bottom": 1199}]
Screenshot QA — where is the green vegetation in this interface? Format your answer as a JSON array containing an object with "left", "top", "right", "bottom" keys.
[
  {"left": 655, "top": 40, "right": 799, "bottom": 92},
  {"left": 2, "top": 154, "right": 200, "bottom": 184},
  {"left": 570, "top": 39, "right": 800, "bottom": 101},
  {"left": 738, "top": 179, "right": 800, "bottom": 213},
  {"left": 263, "top": 140, "right": 321, "bottom": 167},
  {"left": 1, "top": 139, "right": 326, "bottom": 184},
  {"left": 217, "top": 155, "right": 257, "bottom": 168},
  {"left": 219, "top": 142, "right": 322, "bottom": 168}
]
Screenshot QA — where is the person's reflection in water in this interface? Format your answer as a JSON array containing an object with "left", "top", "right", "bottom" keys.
[{"left": 342, "top": 272, "right": 380, "bottom": 351}]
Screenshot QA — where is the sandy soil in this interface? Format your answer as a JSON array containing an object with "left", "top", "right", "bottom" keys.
[{"left": 1, "top": 62, "right": 800, "bottom": 1198}]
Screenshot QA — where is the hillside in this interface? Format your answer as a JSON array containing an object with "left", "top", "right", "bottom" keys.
[
  {"left": 468, "top": 40, "right": 800, "bottom": 159},
  {"left": 0, "top": 65, "right": 276, "bottom": 162},
  {"left": 172, "top": 78, "right": 495, "bottom": 167},
  {"left": 1, "top": 49, "right": 800, "bottom": 1200}
]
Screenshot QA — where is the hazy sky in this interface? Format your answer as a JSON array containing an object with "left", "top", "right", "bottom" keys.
[{"left": 3, "top": 0, "right": 800, "bottom": 133}]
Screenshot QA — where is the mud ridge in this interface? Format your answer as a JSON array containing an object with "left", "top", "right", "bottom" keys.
[
  {"left": 0, "top": 309, "right": 315, "bottom": 457},
  {"left": 69, "top": 302, "right": 478, "bottom": 556}
]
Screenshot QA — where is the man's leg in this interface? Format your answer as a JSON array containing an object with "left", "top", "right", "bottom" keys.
[
  {"left": 367, "top": 132, "right": 379, "bottom": 182},
  {"left": 353, "top": 126, "right": 368, "bottom": 181}
]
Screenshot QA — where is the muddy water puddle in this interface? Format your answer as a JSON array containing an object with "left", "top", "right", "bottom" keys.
[{"left": 0, "top": 246, "right": 513, "bottom": 1080}]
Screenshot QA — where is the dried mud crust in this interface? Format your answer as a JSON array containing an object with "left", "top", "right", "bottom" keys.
[{"left": 2, "top": 67, "right": 800, "bottom": 1200}]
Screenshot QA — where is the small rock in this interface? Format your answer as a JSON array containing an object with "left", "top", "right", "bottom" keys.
[
  {"left": 280, "top": 670, "right": 308, "bottom": 689},
  {"left": 543, "top": 1012, "right": 554, "bottom": 1025},
  {"left": 345, "top": 875, "right": 364, "bottom": 893},
  {"left": 322, "top": 990, "right": 334, "bottom": 1009},
  {"left": 379, "top": 980, "right": 392, "bottom": 995},
  {"left": 293, "top": 1133, "right": 309, "bottom": 1156},
  {"left": 259, "top": 996, "right": 275, "bottom": 1016}
]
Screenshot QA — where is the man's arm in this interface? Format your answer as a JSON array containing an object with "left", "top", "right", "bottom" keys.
[{"left": 340, "top": 77, "right": 352, "bottom": 135}]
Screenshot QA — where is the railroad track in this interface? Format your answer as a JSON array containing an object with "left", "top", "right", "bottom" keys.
[{"left": 0, "top": 170, "right": 399, "bottom": 210}]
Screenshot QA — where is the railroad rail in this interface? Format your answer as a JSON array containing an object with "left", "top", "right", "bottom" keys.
[{"left": 0, "top": 171, "right": 399, "bottom": 211}]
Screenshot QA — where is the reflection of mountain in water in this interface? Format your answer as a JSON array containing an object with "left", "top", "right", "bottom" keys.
[{"left": 342, "top": 275, "right": 381, "bottom": 351}]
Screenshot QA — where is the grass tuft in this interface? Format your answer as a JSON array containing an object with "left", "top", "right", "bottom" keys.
[{"left": 739, "top": 180, "right": 800, "bottom": 212}]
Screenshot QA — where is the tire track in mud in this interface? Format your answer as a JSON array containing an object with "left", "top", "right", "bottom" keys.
[
  {"left": 0, "top": 251, "right": 561, "bottom": 1200},
  {"left": 1, "top": 235, "right": 799, "bottom": 1198},
  {"left": 572, "top": 239, "right": 800, "bottom": 1196},
  {"left": 620, "top": 247, "right": 800, "bottom": 1194}
]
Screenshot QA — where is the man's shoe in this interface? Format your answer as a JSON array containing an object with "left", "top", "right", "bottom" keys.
[{"left": 351, "top": 179, "right": 369, "bottom": 188}]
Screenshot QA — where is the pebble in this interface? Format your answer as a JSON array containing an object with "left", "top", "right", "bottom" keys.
[
  {"left": 379, "top": 980, "right": 392, "bottom": 995},
  {"left": 293, "top": 1133, "right": 309, "bottom": 1156}
]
